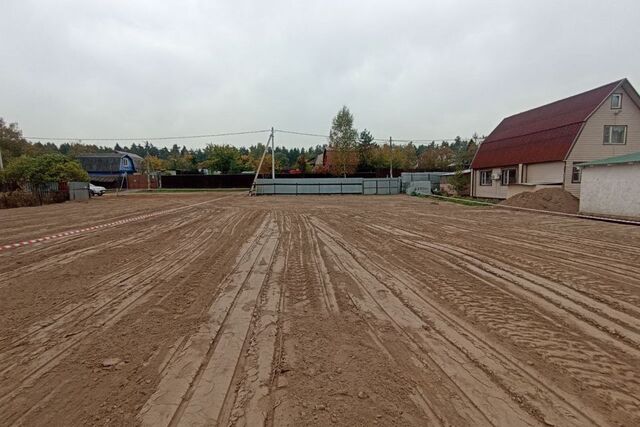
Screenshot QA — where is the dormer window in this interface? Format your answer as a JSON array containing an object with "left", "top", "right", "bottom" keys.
[
  {"left": 122, "top": 157, "right": 130, "bottom": 167},
  {"left": 611, "top": 93, "right": 622, "bottom": 109}
]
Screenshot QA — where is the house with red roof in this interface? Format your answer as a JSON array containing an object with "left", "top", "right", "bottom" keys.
[{"left": 470, "top": 79, "right": 640, "bottom": 199}]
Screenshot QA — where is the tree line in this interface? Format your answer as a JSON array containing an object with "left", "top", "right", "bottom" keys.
[
  {"left": 325, "top": 106, "right": 478, "bottom": 176},
  {"left": 1, "top": 111, "right": 480, "bottom": 180}
]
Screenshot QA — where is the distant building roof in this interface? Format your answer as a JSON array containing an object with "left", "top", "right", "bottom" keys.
[
  {"left": 76, "top": 151, "right": 144, "bottom": 173},
  {"left": 579, "top": 151, "right": 640, "bottom": 168},
  {"left": 471, "top": 79, "right": 633, "bottom": 169},
  {"left": 89, "top": 174, "right": 121, "bottom": 183}
]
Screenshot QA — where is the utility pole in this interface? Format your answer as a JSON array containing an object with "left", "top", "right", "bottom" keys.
[
  {"left": 271, "top": 127, "right": 275, "bottom": 179},
  {"left": 146, "top": 141, "right": 151, "bottom": 191},
  {"left": 147, "top": 159, "right": 151, "bottom": 191},
  {"left": 0, "top": 148, "right": 4, "bottom": 171},
  {"left": 250, "top": 130, "right": 273, "bottom": 195},
  {"left": 389, "top": 136, "right": 393, "bottom": 178}
]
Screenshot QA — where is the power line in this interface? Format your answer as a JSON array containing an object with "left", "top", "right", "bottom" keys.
[
  {"left": 373, "top": 138, "right": 459, "bottom": 143},
  {"left": 275, "top": 129, "right": 329, "bottom": 138},
  {"left": 276, "top": 128, "right": 461, "bottom": 143},
  {"left": 23, "top": 127, "right": 468, "bottom": 145},
  {"left": 23, "top": 129, "right": 271, "bottom": 142}
]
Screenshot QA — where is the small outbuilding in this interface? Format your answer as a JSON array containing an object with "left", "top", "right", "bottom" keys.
[{"left": 578, "top": 151, "right": 640, "bottom": 220}]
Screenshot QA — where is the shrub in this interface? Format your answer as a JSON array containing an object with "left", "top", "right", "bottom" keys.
[
  {"left": 5, "top": 154, "right": 89, "bottom": 189},
  {"left": 0, "top": 191, "right": 39, "bottom": 209}
]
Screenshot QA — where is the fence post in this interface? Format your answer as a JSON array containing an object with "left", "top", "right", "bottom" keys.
[
  {"left": 389, "top": 137, "right": 393, "bottom": 178},
  {"left": 271, "top": 127, "right": 275, "bottom": 180}
]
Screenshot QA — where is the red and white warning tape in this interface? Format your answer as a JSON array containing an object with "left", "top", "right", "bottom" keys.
[
  {"left": 0, "top": 194, "right": 238, "bottom": 252},
  {"left": 0, "top": 212, "right": 160, "bottom": 252}
]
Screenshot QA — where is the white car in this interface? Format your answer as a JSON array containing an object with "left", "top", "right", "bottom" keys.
[{"left": 89, "top": 183, "right": 106, "bottom": 196}]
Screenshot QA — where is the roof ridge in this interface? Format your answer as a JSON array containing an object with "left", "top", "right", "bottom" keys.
[
  {"left": 471, "top": 79, "right": 632, "bottom": 170},
  {"left": 502, "top": 79, "right": 624, "bottom": 120},
  {"left": 482, "top": 121, "right": 585, "bottom": 145}
]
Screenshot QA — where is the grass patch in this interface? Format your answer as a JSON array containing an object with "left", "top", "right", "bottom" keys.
[{"left": 413, "top": 193, "right": 498, "bottom": 207}]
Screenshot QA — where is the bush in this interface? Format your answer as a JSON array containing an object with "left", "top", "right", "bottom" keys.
[
  {"left": 448, "top": 169, "right": 470, "bottom": 195},
  {"left": 0, "top": 191, "right": 39, "bottom": 209},
  {"left": 5, "top": 153, "right": 89, "bottom": 188},
  {"left": 0, "top": 189, "right": 68, "bottom": 209}
]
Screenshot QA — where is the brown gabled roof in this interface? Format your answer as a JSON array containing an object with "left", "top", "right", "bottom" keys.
[{"left": 471, "top": 79, "right": 627, "bottom": 169}]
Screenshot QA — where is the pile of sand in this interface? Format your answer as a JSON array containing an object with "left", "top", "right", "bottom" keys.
[{"left": 500, "top": 188, "right": 579, "bottom": 214}]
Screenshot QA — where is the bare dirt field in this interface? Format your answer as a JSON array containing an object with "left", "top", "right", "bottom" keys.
[{"left": 1, "top": 192, "right": 639, "bottom": 426}]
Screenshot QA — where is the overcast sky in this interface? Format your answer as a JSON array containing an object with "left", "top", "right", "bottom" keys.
[{"left": 1, "top": 0, "right": 639, "bottom": 149}]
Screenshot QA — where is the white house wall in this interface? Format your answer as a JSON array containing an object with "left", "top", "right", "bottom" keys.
[
  {"left": 579, "top": 164, "right": 640, "bottom": 218},
  {"left": 565, "top": 85, "right": 640, "bottom": 197},
  {"left": 473, "top": 168, "right": 510, "bottom": 199},
  {"left": 525, "top": 161, "right": 565, "bottom": 184}
]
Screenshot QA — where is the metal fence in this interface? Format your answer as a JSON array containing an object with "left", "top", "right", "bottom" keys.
[
  {"left": 25, "top": 182, "right": 70, "bottom": 204},
  {"left": 161, "top": 174, "right": 254, "bottom": 189},
  {"left": 1, "top": 181, "right": 70, "bottom": 208},
  {"left": 69, "top": 182, "right": 89, "bottom": 201},
  {"left": 401, "top": 172, "right": 447, "bottom": 193},
  {"left": 255, "top": 178, "right": 401, "bottom": 195}
]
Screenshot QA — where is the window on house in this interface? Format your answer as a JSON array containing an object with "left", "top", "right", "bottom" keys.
[
  {"left": 571, "top": 162, "right": 584, "bottom": 183},
  {"left": 122, "top": 158, "right": 130, "bottom": 167},
  {"left": 611, "top": 93, "right": 622, "bottom": 109},
  {"left": 479, "top": 170, "right": 492, "bottom": 186},
  {"left": 603, "top": 125, "right": 627, "bottom": 144},
  {"left": 500, "top": 168, "right": 517, "bottom": 186}
]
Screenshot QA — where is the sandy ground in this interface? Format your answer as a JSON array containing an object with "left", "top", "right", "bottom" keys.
[{"left": 1, "top": 193, "right": 639, "bottom": 426}]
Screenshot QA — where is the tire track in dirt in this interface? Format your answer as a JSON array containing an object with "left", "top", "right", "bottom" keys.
[
  {"left": 138, "top": 214, "right": 279, "bottom": 426},
  {"left": 401, "top": 209, "right": 640, "bottom": 290},
  {"left": 1, "top": 207, "right": 262, "bottom": 426},
  {"left": 366, "top": 221, "right": 640, "bottom": 354},
  {"left": 462, "top": 232, "right": 640, "bottom": 310},
  {"left": 0, "top": 194, "right": 197, "bottom": 242},
  {"left": 257, "top": 213, "right": 432, "bottom": 426},
  {"left": 313, "top": 225, "right": 446, "bottom": 426},
  {"left": 0, "top": 209, "right": 240, "bottom": 408},
  {"left": 302, "top": 215, "right": 339, "bottom": 314},
  {"left": 0, "top": 209, "right": 236, "bottom": 351},
  {"left": 327, "top": 216, "right": 640, "bottom": 422},
  {"left": 0, "top": 195, "right": 236, "bottom": 252},
  {"left": 312, "top": 221, "right": 540, "bottom": 426},
  {"left": 378, "top": 207, "right": 640, "bottom": 324},
  {"left": 0, "top": 208, "right": 210, "bottom": 288},
  {"left": 386, "top": 205, "right": 640, "bottom": 262},
  {"left": 221, "top": 211, "right": 291, "bottom": 426},
  {"left": 3, "top": 195, "right": 639, "bottom": 426},
  {"left": 316, "top": 217, "right": 611, "bottom": 426}
]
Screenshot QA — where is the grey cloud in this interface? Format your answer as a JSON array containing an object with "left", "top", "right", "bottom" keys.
[{"left": 1, "top": 0, "right": 639, "bottom": 149}]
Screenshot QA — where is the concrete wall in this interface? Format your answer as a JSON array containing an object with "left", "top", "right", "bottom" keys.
[
  {"left": 565, "top": 85, "right": 640, "bottom": 197},
  {"left": 363, "top": 178, "right": 401, "bottom": 195},
  {"left": 525, "top": 161, "right": 564, "bottom": 184},
  {"left": 401, "top": 172, "right": 446, "bottom": 193},
  {"left": 579, "top": 163, "right": 640, "bottom": 218},
  {"left": 255, "top": 178, "right": 401, "bottom": 195}
]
